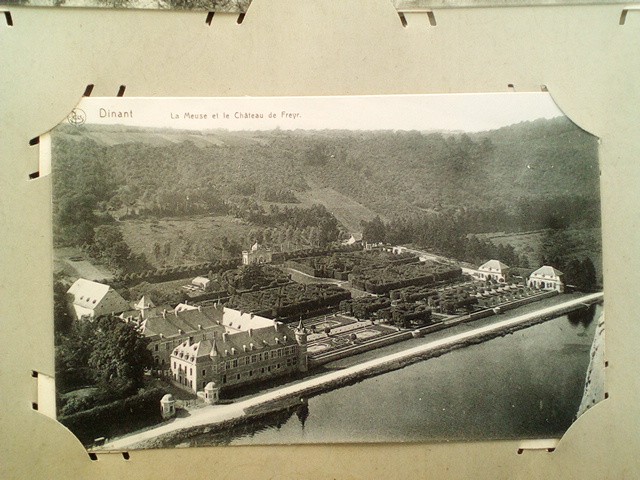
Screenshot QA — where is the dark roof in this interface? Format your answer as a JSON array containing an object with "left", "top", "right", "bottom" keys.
[
  {"left": 141, "top": 304, "right": 225, "bottom": 339},
  {"left": 212, "top": 323, "right": 297, "bottom": 356}
]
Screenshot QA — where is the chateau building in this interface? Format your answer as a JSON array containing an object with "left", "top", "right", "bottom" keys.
[
  {"left": 528, "top": 266, "right": 565, "bottom": 292},
  {"left": 242, "top": 242, "right": 272, "bottom": 265},
  {"left": 475, "top": 260, "right": 510, "bottom": 283},
  {"left": 170, "top": 319, "right": 308, "bottom": 394},
  {"left": 66, "top": 278, "right": 130, "bottom": 320},
  {"left": 121, "top": 303, "right": 289, "bottom": 374}
]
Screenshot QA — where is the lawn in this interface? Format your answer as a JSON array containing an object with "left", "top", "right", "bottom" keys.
[
  {"left": 119, "top": 215, "right": 255, "bottom": 268},
  {"left": 296, "top": 186, "right": 381, "bottom": 233}
]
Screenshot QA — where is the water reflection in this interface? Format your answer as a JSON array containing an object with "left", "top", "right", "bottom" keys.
[
  {"left": 567, "top": 303, "right": 597, "bottom": 328},
  {"left": 170, "top": 308, "right": 601, "bottom": 448},
  {"left": 184, "top": 404, "right": 297, "bottom": 447},
  {"left": 296, "top": 399, "right": 310, "bottom": 429}
]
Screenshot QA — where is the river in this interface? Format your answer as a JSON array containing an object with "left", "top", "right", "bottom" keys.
[{"left": 173, "top": 305, "right": 601, "bottom": 447}]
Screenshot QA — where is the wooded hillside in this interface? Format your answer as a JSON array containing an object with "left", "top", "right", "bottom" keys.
[{"left": 51, "top": 117, "right": 600, "bottom": 274}]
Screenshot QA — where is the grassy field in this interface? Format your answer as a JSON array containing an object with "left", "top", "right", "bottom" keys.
[
  {"left": 119, "top": 215, "right": 254, "bottom": 268},
  {"left": 477, "top": 228, "right": 603, "bottom": 281},
  {"left": 296, "top": 186, "right": 381, "bottom": 233},
  {"left": 54, "top": 246, "right": 115, "bottom": 282}
]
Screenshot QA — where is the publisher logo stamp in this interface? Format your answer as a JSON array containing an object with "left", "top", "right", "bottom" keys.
[{"left": 67, "top": 108, "right": 86, "bottom": 126}]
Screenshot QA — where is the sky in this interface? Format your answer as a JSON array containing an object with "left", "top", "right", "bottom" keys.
[{"left": 70, "top": 93, "right": 564, "bottom": 133}]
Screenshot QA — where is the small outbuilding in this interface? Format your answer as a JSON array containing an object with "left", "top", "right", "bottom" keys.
[
  {"left": 160, "top": 393, "right": 176, "bottom": 419},
  {"left": 204, "top": 382, "right": 220, "bottom": 405},
  {"left": 192, "top": 276, "right": 211, "bottom": 290}
]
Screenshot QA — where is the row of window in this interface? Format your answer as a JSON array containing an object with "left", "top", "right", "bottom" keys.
[
  {"left": 154, "top": 333, "right": 211, "bottom": 352},
  {"left": 221, "top": 359, "right": 298, "bottom": 384},
  {"left": 222, "top": 347, "right": 297, "bottom": 370},
  {"left": 171, "top": 346, "right": 299, "bottom": 379},
  {"left": 174, "top": 374, "right": 193, "bottom": 389}
]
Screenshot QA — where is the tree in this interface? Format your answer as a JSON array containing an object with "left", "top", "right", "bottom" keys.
[
  {"left": 92, "top": 225, "right": 132, "bottom": 270},
  {"left": 580, "top": 257, "right": 597, "bottom": 291},
  {"left": 88, "top": 316, "right": 153, "bottom": 395},
  {"left": 53, "top": 277, "right": 72, "bottom": 342},
  {"left": 54, "top": 193, "right": 99, "bottom": 247},
  {"left": 152, "top": 242, "right": 162, "bottom": 262},
  {"left": 55, "top": 320, "right": 96, "bottom": 392},
  {"left": 362, "top": 216, "right": 386, "bottom": 244}
]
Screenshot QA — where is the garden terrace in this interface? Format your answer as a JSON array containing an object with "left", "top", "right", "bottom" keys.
[
  {"left": 272, "top": 243, "right": 362, "bottom": 264},
  {"left": 376, "top": 302, "right": 433, "bottom": 328},
  {"left": 219, "top": 264, "right": 291, "bottom": 294},
  {"left": 127, "top": 277, "right": 228, "bottom": 306},
  {"left": 226, "top": 283, "right": 352, "bottom": 321},
  {"left": 417, "top": 280, "right": 536, "bottom": 314},
  {"left": 339, "top": 297, "right": 392, "bottom": 320},
  {"left": 106, "top": 259, "right": 240, "bottom": 290},
  {"left": 285, "top": 250, "right": 419, "bottom": 280},
  {"left": 349, "top": 262, "right": 463, "bottom": 294}
]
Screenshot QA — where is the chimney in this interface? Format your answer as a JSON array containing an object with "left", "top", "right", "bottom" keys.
[
  {"left": 162, "top": 309, "right": 167, "bottom": 319},
  {"left": 159, "top": 333, "right": 164, "bottom": 339},
  {"left": 222, "top": 332, "right": 228, "bottom": 342},
  {"left": 243, "top": 345, "right": 247, "bottom": 352},
  {"left": 274, "top": 323, "right": 280, "bottom": 332},
  {"left": 231, "top": 347, "right": 236, "bottom": 355},
  {"left": 198, "top": 324, "right": 202, "bottom": 330},
  {"left": 275, "top": 338, "right": 280, "bottom": 344},
  {"left": 250, "top": 342, "right": 254, "bottom": 350},
  {"left": 250, "top": 313, "right": 254, "bottom": 319},
  {"left": 178, "top": 328, "right": 183, "bottom": 335},
  {"left": 248, "top": 328, "right": 253, "bottom": 337},
  {"left": 283, "top": 335, "right": 287, "bottom": 343}
]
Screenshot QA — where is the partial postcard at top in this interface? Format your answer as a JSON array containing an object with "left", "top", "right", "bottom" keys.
[
  {"left": 1, "top": 0, "right": 630, "bottom": 12},
  {"left": 49, "top": 94, "right": 604, "bottom": 451}
]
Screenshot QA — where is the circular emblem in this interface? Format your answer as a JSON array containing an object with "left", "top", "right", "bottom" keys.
[{"left": 67, "top": 108, "right": 86, "bottom": 126}]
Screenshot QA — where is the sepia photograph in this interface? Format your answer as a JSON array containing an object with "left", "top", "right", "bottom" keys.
[
  {"left": 0, "top": 0, "right": 250, "bottom": 11},
  {"left": 49, "top": 94, "right": 604, "bottom": 452},
  {"left": 0, "top": 0, "right": 627, "bottom": 12}
]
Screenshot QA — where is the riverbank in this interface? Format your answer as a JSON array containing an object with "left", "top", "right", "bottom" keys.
[{"left": 97, "top": 292, "right": 602, "bottom": 451}]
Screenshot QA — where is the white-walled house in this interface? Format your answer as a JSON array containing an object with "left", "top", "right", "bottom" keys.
[
  {"left": 475, "top": 260, "right": 510, "bottom": 283},
  {"left": 66, "top": 278, "right": 129, "bottom": 320},
  {"left": 528, "top": 266, "right": 565, "bottom": 292}
]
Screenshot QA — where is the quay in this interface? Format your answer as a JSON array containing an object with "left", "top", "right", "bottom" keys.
[{"left": 99, "top": 292, "right": 603, "bottom": 451}]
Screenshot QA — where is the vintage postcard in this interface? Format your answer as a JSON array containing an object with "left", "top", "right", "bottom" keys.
[
  {"left": 1, "top": 0, "right": 628, "bottom": 12},
  {"left": 0, "top": 0, "right": 250, "bottom": 11},
  {"left": 48, "top": 94, "right": 604, "bottom": 451}
]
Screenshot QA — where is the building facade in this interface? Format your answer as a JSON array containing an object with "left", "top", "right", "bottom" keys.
[
  {"left": 242, "top": 242, "right": 272, "bottom": 265},
  {"left": 67, "top": 278, "right": 130, "bottom": 320},
  {"left": 528, "top": 265, "right": 565, "bottom": 292},
  {"left": 475, "top": 260, "right": 510, "bottom": 283},
  {"left": 170, "top": 320, "right": 308, "bottom": 394}
]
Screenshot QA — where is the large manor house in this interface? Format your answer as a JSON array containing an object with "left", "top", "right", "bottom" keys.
[
  {"left": 66, "top": 279, "right": 308, "bottom": 396},
  {"left": 65, "top": 255, "right": 564, "bottom": 397}
]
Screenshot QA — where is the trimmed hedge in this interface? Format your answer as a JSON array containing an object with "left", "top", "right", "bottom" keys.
[
  {"left": 104, "top": 259, "right": 241, "bottom": 290},
  {"left": 58, "top": 386, "right": 165, "bottom": 446}
]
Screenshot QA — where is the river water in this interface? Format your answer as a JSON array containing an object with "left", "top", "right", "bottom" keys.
[{"left": 180, "top": 305, "right": 601, "bottom": 447}]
